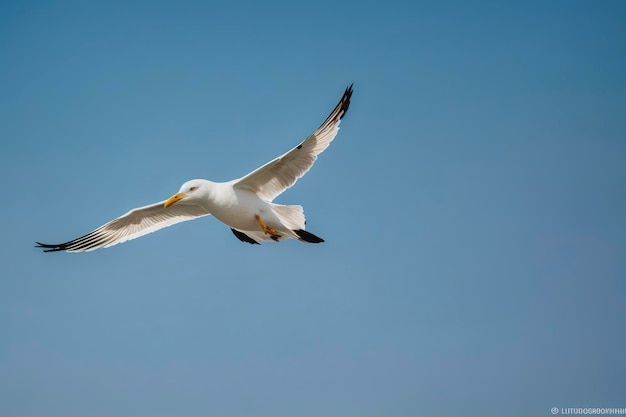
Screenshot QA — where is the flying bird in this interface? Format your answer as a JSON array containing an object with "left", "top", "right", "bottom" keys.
[{"left": 36, "top": 84, "right": 353, "bottom": 252}]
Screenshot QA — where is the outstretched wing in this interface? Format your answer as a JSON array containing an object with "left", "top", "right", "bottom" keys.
[
  {"left": 36, "top": 201, "right": 211, "bottom": 252},
  {"left": 233, "top": 84, "right": 353, "bottom": 202}
]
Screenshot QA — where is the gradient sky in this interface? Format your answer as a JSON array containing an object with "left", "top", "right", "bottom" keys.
[{"left": 1, "top": 1, "right": 625, "bottom": 416}]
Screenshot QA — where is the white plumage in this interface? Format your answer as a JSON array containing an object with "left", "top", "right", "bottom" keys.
[{"left": 36, "top": 85, "right": 353, "bottom": 252}]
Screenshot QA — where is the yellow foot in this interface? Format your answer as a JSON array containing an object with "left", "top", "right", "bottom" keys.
[{"left": 255, "top": 214, "right": 282, "bottom": 240}]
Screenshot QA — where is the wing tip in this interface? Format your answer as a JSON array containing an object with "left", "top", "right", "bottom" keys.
[
  {"left": 339, "top": 83, "right": 354, "bottom": 120},
  {"left": 35, "top": 241, "right": 66, "bottom": 252},
  {"left": 230, "top": 228, "right": 261, "bottom": 245}
]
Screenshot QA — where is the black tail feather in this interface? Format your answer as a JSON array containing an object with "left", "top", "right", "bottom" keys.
[{"left": 294, "top": 229, "right": 324, "bottom": 243}]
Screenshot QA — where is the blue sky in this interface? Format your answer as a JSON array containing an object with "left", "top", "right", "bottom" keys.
[{"left": 1, "top": 1, "right": 625, "bottom": 416}]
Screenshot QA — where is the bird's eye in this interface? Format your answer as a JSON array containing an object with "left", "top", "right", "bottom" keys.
[{"left": 189, "top": 186, "right": 198, "bottom": 191}]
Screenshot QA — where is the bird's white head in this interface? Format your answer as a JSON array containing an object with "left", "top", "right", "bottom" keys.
[{"left": 163, "top": 179, "right": 209, "bottom": 208}]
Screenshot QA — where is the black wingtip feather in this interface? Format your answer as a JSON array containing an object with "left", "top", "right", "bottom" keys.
[
  {"left": 294, "top": 229, "right": 325, "bottom": 243},
  {"left": 230, "top": 228, "right": 260, "bottom": 245},
  {"left": 339, "top": 83, "right": 353, "bottom": 120},
  {"left": 35, "top": 242, "right": 67, "bottom": 252}
]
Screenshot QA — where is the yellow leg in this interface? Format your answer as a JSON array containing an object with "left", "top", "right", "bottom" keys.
[{"left": 255, "top": 214, "right": 282, "bottom": 240}]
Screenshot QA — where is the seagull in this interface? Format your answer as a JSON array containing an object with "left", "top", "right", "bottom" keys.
[{"left": 36, "top": 84, "right": 353, "bottom": 252}]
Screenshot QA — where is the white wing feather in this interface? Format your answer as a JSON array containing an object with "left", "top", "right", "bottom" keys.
[
  {"left": 233, "top": 84, "right": 353, "bottom": 202},
  {"left": 36, "top": 201, "right": 210, "bottom": 252}
]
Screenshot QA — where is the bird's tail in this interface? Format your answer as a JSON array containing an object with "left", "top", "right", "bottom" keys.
[
  {"left": 271, "top": 204, "right": 324, "bottom": 243},
  {"left": 271, "top": 204, "right": 306, "bottom": 231}
]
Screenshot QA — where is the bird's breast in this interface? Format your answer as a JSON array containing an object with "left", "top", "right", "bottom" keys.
[{"left": 207, "top": 185, "right": 270, "bottom": 230}]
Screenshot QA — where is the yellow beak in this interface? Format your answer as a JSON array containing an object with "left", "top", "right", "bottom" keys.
[{"left": 164, "top": 192, "right": 188, "bottom": 208}]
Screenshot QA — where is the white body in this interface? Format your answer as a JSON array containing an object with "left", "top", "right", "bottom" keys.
[{"left": 203, "top": 180, "right": 300, "bottom": 240}]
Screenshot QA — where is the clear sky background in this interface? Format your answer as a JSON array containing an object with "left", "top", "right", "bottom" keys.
[{"left": 1, "top": 1, "right": 625, "bottom": 416}]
